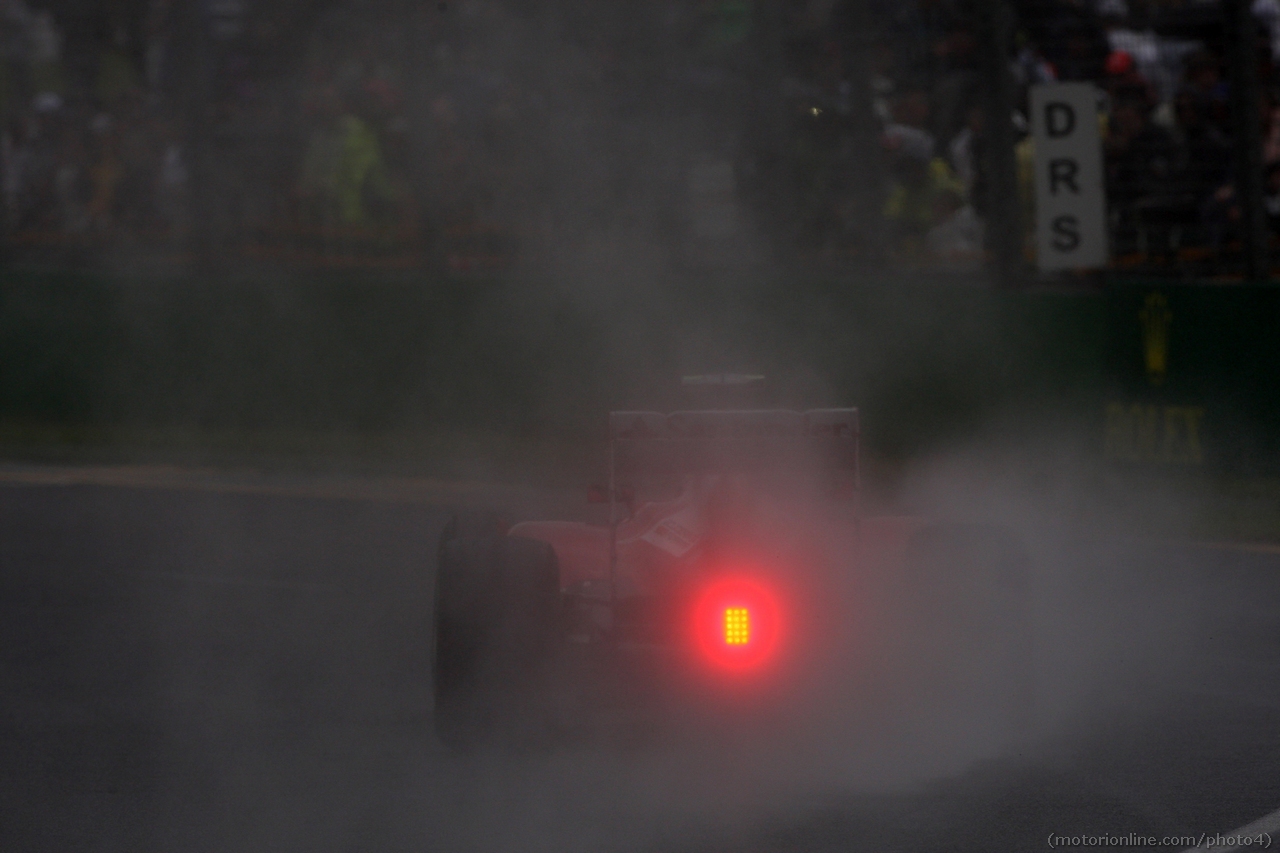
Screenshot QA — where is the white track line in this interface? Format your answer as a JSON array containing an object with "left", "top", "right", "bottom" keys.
[
  {"left": 133, "top": 569, "right": 338, "bottom": 593},
  {"left": 0, "top": 463, "right": 546, "bottom": 507},
  {"left": 1182, "top": 805, "right": 1280, "bottom": 851}
]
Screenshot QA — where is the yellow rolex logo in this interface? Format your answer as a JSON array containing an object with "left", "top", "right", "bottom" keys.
[{"left": 1139, "top": 293, "right": 1171, "bottom": 385}]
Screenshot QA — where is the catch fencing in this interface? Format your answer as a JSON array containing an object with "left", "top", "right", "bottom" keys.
[{"left": 0, "top": 0, "right": 1272, "bottom": 282}]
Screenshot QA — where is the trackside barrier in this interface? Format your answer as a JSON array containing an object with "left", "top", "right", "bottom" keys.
[{"left": 2, "top": 269, "right": 1280, "bottom": 473}]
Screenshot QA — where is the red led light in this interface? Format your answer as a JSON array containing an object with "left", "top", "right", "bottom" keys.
[
  {"left": 724, "top": 607, "right": 750, "bottom": 645},
  {"left": 692, "top": 576, "right": 782, "bottom": 671}
]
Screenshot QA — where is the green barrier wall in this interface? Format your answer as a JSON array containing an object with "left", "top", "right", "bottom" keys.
[
  {"left": 0, "top": 271, "right": 602, "bottom": 436},
  {"left": 12, "top": 268, "right": 1253, "bottom": 470}
]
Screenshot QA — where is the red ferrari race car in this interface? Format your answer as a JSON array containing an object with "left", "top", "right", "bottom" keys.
[{"left": 432, "top": 388, "right": 1035, "bottom": 751}]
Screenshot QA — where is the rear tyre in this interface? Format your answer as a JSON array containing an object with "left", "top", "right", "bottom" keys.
[{"left": 432, "top": 522, "right": 560, "bottom": 752}]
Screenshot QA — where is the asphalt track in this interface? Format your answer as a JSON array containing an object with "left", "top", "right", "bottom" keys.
[{"left": 3, "top": 475, "right": 1280, "bottom": 852}]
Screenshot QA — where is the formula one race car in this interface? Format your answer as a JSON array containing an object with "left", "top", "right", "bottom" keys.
[{"left": 432, "top": 385, "right": 1034, "bottom": 751}]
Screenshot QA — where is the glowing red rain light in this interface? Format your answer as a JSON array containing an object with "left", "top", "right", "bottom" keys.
[
  {"left": 692, "top": 576, "right": 783, "bottom": 671},
  {"left": 724, "top": 606, "right": 750, "bottom": 645}
]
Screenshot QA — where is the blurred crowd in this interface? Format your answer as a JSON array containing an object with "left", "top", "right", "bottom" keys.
[
  {"left": 0, "top": 0, "right": 1274, "bottom": 273},
  {"left": 854, "top": 0, "right": 1277, "bottom": 266},
  {"left": 0, "top": 0, "right": 421, "bottom": 262},
  {"left": 0, "top": 0, "right": 190, "bottom": 246}
]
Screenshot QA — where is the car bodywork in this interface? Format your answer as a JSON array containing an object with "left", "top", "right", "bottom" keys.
[
  {"left": 506, "top": 408, "right": 906, "bottom": 676},
  {"left": 433, "top": 404, "right": 1034, "bottom": 749}
]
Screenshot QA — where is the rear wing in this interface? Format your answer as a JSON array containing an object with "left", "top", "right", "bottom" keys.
[{"left": 607, "top": 408, "right": 860, "bottom": 495}]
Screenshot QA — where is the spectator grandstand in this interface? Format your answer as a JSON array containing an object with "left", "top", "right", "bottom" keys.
[{"left": 0, "top": 0, "right": 1272, "bottom": 280}]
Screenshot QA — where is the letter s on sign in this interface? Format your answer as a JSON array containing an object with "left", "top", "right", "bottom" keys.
[{"left": 1051, "top": 215, "right": 1080, "bottom": 250}]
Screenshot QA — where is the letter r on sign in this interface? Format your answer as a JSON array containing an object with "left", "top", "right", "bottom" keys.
[{"left": 1049, "top": 158, "right": 1079, "bottom": 194}]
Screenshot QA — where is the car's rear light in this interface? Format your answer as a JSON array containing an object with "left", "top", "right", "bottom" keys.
[
  {"left": 692, "top": 576, "right": 782, "bottom": 672},
  {"left": 724, "top": 607, "right": 750, "bottom": 645}
]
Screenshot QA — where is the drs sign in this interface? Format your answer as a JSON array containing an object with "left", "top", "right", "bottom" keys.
[{"left": 1031, "top": 83, "right": 1107, "bottom": 271}]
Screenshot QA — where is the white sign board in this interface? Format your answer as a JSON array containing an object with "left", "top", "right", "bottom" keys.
[{"left": 1031, "top": 83, "right": 1107, "bottom": 271}]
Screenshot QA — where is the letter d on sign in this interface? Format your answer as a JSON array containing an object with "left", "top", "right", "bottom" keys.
[
  {"left": 1045, "top": 102, "right": 1076, "bottom": 137},
  {"left": 1031, "top": 83, "right": 1107, "bottom": 270}
]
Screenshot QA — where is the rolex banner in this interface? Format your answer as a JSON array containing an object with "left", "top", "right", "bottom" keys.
[{"left": 1103, "top": 284, "right": 1280, "bottom": 472}]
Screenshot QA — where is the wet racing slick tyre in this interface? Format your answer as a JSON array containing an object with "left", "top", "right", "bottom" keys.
[
  {"left": 432, "top": 519, "right": 560, "bottom": 752},
  {"left": 901, "top": 523, "right": 1036, "bottom": 739}
]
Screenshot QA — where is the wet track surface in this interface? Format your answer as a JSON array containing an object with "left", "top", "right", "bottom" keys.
[{"left": 3, "top": 482, "right": 1280, "bottom": 852}]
